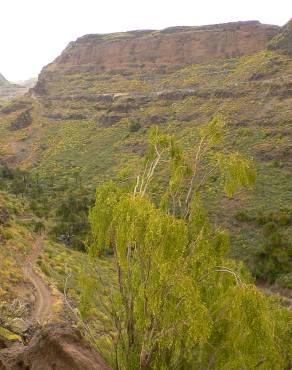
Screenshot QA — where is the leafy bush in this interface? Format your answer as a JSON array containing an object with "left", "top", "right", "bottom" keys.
[
  {"left": 254, "top": 221, "right": 291, "bottom": 283},
  {"left": 234, "top": 210, "right": 252, "bottom": 222},
  {"left": 129, "top": 120, "right": 141, "bottom": 132},
  {"left": 276, "top": 272, "right": 292, "bottom": 289}
]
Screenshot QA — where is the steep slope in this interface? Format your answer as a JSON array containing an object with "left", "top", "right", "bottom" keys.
[
  {"left": 0, "top": 171, "right": 115, "bottom": 360},
  {"left": 0, "top": 323, "right": 112, "bottom": 370},
  {"left": 268, "top": 18, "right": 292, "bottom": 55},
  {"left": 0, "top": 73, "right": 28, "bottom": 99},
  {"left": 0, "top": 20, "right": 291, "bottom": 280},
  {"left": 38, "top": 21, "right": 278, "bottom": 74},
  {"left": 0, "top": 193, "right": 51, "bottom": 328}
]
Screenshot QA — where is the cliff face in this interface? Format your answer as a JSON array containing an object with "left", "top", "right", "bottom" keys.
[{"left": 42, "top": 21, "right": 279, "bottom": 74}]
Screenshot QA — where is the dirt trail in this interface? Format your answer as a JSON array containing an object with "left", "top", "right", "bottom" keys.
[{"left": 23, "top": 236, "right": 53, "bottom": 325}]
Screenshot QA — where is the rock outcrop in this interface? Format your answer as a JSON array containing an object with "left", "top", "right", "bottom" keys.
[
  {"left": 35, "top": 21, "right": 280, "bottom": 96},
  {"left": 0, "top": 323, "right": 112, "bottom": 370},
  {"left": 48, "top": 21, "right": 279, "bottom": 70},
  {"left": 9, "top": 110, "right": 33, "bottom": 131}
]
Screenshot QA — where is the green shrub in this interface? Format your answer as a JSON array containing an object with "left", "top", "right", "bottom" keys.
[
  {"left": 276, "top": 273, "right": 292, "bottom": 289},
  {"left": 129, "top": 120, "right": 141, "bottom": 132},
  {"left": 254, "top": 222, "right": 291, "bottom": 283},
  {"left": 234, "top": 210, "right": 252, "bottom": 222}
]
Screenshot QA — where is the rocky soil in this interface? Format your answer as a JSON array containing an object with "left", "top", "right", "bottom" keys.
[{"left": 0, "top": 323, "right": 112, "bottom": 370}]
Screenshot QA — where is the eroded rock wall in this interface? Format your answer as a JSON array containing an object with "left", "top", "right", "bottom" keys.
[{"left": 46, "top": 21, "right": 279, "bottom": 72}]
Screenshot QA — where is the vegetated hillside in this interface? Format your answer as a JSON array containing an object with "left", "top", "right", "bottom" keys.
[
  {"left": 0, "top": 172, "right": 115, "bottom": 361},
  {"left": 0, "top": 20, "right": 291, "bottom": 289},
  {"left": 0, "top": 190, "right": 42, "bottom": 337},
  {"left": 0, "top": 189, "right": 112, "bottom": 367}
]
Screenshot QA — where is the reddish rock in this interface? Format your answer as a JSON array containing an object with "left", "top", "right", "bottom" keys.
[
  {"left": 44, "top": 21, "right": 278, "bottom": 73},
  {"left": 0, "top": 323, "right": 112, "bottom": 370}
]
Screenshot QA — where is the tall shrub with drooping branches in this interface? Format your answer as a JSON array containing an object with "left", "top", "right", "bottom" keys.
[{"left": 87, "top": 117, "right": 291, "bottom": 369}]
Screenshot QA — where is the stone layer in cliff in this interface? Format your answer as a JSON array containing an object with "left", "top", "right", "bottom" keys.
[{"left": 45, "top": 21, "right": 279, "bottom": 73}]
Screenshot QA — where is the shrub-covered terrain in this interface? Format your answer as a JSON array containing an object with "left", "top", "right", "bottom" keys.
[{"left": 0, "top": 49, "right": 291, "bottom": 287}]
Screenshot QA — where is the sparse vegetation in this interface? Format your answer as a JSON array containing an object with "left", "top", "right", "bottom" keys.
[{"left": 129, "top": 120, "right": 141, "bottom": 133}]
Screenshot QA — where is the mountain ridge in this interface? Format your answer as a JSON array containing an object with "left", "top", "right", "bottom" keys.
[
  {"left": 0, "top": 73, "right": 32, "bottom": 99},
  {"left": 36, "top": 20, "right": 279, "bottom": 87}
]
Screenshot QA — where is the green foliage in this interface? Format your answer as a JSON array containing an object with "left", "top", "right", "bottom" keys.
[
  {"left": 234, "top": 210, "right": 252, "bottom": 222},
  {"left": 51, "top": 187, "right": 93, "bottom": 251},
  {"left": 217, "top": 152, "right": 256, "bottom": 197},
  {"left": 0, "top": 326, "right": 22, "bottom": 342},
  {"left": 254, "top": 221, "right": 291, "bottom": 284},
  {"left": 129, "top": 120, "right": 141, "bottom": 133},
  {"left": 87, "top": 121, "right": 291, "bottom": 369},
  {"left": 276, "top": 272, "right": 292, "bottom": 289},
  {"left": 0, "top": 164, "right": 94, "bottom": 251}
]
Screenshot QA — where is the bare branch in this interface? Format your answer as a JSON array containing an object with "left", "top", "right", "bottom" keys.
[{"left": 198, "top": 266, "right": 242, "bottom": 285}]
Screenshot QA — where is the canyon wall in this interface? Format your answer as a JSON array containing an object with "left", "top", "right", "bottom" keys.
[{"left": 45, "top": 21, "right": 279, "bottom": 73}]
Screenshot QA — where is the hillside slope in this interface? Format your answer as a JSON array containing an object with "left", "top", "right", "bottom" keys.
[
  {"left": 0, "top": 20, "right": 291, "bottom": 283},
  {"left": 0, "top": 191, "right": 48, "bottom": 333}
]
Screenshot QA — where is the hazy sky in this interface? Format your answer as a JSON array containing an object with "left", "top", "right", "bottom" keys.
[{"left": 1, "top": 0, "right": 291, "bottom": 81}]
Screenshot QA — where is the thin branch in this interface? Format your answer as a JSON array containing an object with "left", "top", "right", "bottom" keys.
[
  {"left": 134, "top": 175, "right": 140, "bottom": 195},
  {"left": 141, "top": 148, "right": 162, "bottom": 197},
  {"left": 193, "top": 165, "right": 217, "bottom": 194},
  {"left": 185, "top": 137, "right": 205, "bottom": 215},
  {"left": 198, "top": 266, "right": 242, "bottom": 285}
]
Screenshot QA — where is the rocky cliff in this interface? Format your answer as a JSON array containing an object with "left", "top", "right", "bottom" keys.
[
  {"left": 34, "top": 21, "right": 281, "bottom": 95},
  {"left": 45, "top": 21, "right": 279, "bottom": 71},
  {"left": 34, "top": 21, "right": 280, "bottom": 96}
]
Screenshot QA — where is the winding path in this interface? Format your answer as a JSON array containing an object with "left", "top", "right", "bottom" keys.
[{"left": 23, "top": 236, "right": 53, "bottom": 325}]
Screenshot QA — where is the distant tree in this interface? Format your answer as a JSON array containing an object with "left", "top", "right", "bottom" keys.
[
  {"left": 0, "top": 165, "right": 14, "bottom": 179},
  {"left": 254, "top": 221, "right": 291, "bottom": 284},
  {"left": 51, "top": 187, "right": 93, "bottom": 251}
]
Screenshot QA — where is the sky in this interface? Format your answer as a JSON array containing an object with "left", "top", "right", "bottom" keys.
[{"left": 0, "top": 0, "right": 291, "bottom": 81}]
